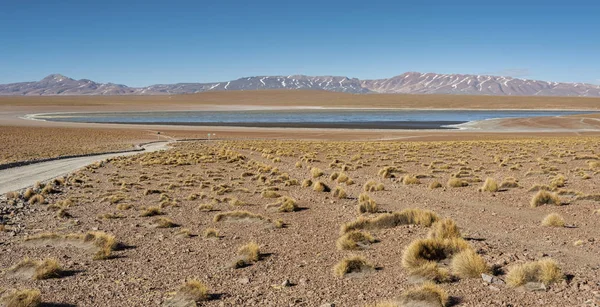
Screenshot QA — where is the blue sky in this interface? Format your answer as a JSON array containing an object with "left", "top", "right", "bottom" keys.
[{"left": 1, "top": 0, "right": 599, "bottom": 86}]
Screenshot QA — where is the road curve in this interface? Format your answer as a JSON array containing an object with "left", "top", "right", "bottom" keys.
[{"left": 0, "top": 141, "right": 171, "bottom": 194}]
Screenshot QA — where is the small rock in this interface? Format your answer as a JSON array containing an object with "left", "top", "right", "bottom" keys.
[
  {"left": 282, "top": 279, "right": 291, "bottom": 287},
  {"left": 489, "top": 285, "right": 501, "bottom": 291},
  {"left": 320, "top": 303, "right": 334, "bottom": 307},
  {"left": 524, "top": 282, "right": 547, "bottom": 292},
  {"left": 238, "top": 277, "right": 250, "bottom": 284}
]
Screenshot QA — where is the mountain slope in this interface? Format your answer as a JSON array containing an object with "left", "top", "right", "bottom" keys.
[{"left": 1, "top": 72, "right": 599, "bottom": 97}]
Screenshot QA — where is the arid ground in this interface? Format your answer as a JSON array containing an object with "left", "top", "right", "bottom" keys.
[{"left": 1, "top": 92, "right": 600, "bottom": 306}]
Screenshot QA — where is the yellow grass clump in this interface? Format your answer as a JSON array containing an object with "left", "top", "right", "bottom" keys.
[
  {"left": 357, "top": 193, "right": 377, "bottom": 214},
  {"left": 203, "top": 228, "right": 220, "bottom": 239},
  {"left": 427, "top": 218, "right": 461, "bottom": 239},
  {"left": 8, "top": 258, "right": 63, "bottom": 280},
  {"left": 530, "top": 190, "right": 561, "bottom": 207},
  {"left": 451, "top": 249, "right": 490, "bottom": 278},
  {"left": 398, "top": 283, "right": 449, "bottom": 307},
  {"left": 0, "top": 289, "right": 41, "bottom": 307},
  {"left": 479, "top": 177, "right": 498, "bottom": 192},
  {"left": 140, "top": 206, "right": 162, "bottom": 217},
  {"left": 541, "top": 213, "right": 565, "bottom": 227},
  {"left": 401, "top": 175, "right": 421, "bottom": 185},
  {"left": 310, "top": 167, "right": 324, "bottom": 178},
  {"left": 341, "top": 208, "right": 440, "bottom": 234},
  {"left": 336, "top": 230, "right": 376, "bottom": 250},
  {"left": 333, "top": 255, "right": 375, "bottom": 277},
  {"left": 213, "top": 210, "right": 266, "bottom": 223},
  {"left": 332, "top": 186, "right": 347, "bottom": 199},
  {"left": 447, "top": 178, "right": 468, "bottom": 188},
  {"left": 363, "top": 180, "right": 385, "bottom": 192},
  {"left": 28, "top": 194, "right": 45, "bottom": 205},
  {"left": 506, "top": 259, "right": 564, "bottom": 287},
  {"left": 301, "top": 179, "right": 312, "bottom": 188},
  {"left": 429, "top": 181, "right": 443, "bottom": 189},
  {"left": 313, "top": 181, "right": 331, "bottom": 192}
]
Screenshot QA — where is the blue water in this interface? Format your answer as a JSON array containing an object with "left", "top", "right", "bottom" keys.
[{"left": 33, "top": 109, "right": 594, "bottom": 129}]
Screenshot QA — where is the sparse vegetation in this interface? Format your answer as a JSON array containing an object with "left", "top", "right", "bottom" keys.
[
  {"left": 0, "top": 288, "right": 41, "bottom": 307},
  {"left": 541, "top": 213, "right": 565, "bottom": 227},
  {"left": 333, "top": 255, "right": 375, "bottom": 277},
  {"left": 506, "top": 259, "right": 564, "bottom": 287},
  {"left": 530, "top": 190, "right": 561, "bottom": 207}
]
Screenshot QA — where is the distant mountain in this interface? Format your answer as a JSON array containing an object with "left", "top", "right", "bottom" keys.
[{"left": 2, "top": 72, "right": 600, "bottom": 97}]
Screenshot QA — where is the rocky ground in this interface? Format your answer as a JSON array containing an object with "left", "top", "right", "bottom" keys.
[{"left": 1, "top": 138, "right": 600, "bottom": 306}]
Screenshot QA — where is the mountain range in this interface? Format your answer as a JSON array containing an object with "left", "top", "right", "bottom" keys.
[{"left": 1, "top": 72, "right": 600, "bottom": 97}]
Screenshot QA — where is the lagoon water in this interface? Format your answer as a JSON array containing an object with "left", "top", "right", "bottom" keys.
[{"left": 33, "top": 109, "right": 593, "bottom": 129}]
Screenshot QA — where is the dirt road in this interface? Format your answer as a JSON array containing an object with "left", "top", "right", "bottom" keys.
[{"left": 0, "top": 141, "right": 171, "bottom": 194}]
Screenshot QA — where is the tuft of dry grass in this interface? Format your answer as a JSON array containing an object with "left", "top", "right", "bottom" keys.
[
  {"left": 506, "top": 259, "right": 564, "bottom": 287},
  {"left": 203, "top": 228, "right": 219, "bottom": 239},
  {"left": 530, "top": 190, "right": 561, "bottom": 207},
  {"left": 8, "top": 258, "right": 63, "bottom": 280},
  {"left": 140, "top": 206, "right": 162, "bottom": 217},
  {"left": 451, "top": 249, "right": 489, "bottom": 278},
  {"left": 153, "top": 217, "right": 177, "bottom": 228},
  {"left": 332, "top": 186, "right": 347, "bottom": 199},
  {"left": 28, "top": 194, "right": 45, "bottom": 205},
  {"left": 357, "top": 193, "right": 377, "bottom": 214},
  {"left": 213, "top": 210, "right": 266, "bottom": 223},
  {"left": 231, "top": 242, "right": 261, "bottom": 268},
  {"left": 341, "top": 208, "right": 440, "bottom": 234},
  {"left": 277, "top": 197, "right": 298, "bottom": 212},
  {"left": 500, "top": 177, "right": 519, "bottom": 189},
  {"left": 261, "top": 190, "right": 281, "bottom": 198},
  {"left": 363, "top": 180, "right": 384, "bottom": 192},
  {"left": 198, "top": 203, "right": 214, "bottom": 211},
  {"left": 447, "top": 178, "right": 468, "bottom": 188},
  {"left": 402, "top": 237, "right": 471, "bottom": 275},
  {"left": 176, "top": 279, "right": 210, "bottom": 302},
  {"left": 398, "top": 283, "right": 449, "bottom": 307},
  {"left": 310, "top": 167, "right": 324, "bottom": 178},
  {"left": 401, "top": 175, "right": 421, "bottom": 185},
  {"left": 333, "top": 255, "right": 375, "bottom": 277},
  {"left": 541, "top": 213, "right": 565, "bottom": 227},
  {"left": 0, "top": 289, "right": 41, "bottom": 307},
  {"left": 428, "top": 218, "right": 461, "bottom": 239},
  {"left": 301, "top": 179, "right": 312, "bottom": 188},
  {"left": 429, "top": 181, "right": 443, "bottom": 189},
  {"left": 336, "top": 230, "right": 376, "bottom": 250},
  {"left": 82, "top": 231, "right": 118, "bottom": 260},
  {"left": 479, "top": 177, "right": 498, "bottom": 192},
  {"left": 312, "top": 181, "right": 330, "bottom": 192}
]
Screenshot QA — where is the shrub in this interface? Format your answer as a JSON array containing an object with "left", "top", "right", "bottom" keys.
[
  {"left": 140, "top": 206, "right": 162, "bottom": 217},
  {"left": 332, "top": 186, "right": 347, "bottom": 199},
  {"left": 398, "top": 283, "right": 449, "bottom": 307},
  {"left": 0, "top": 289, "right": 41, "bottom": 307},
  {"left": 451, "top": 249, "right": 489, "bottom": 278},
  {"left": 541, "top": 213, "right": 565, "bottom": 227},
  {"left": 530, "top": 190, "right": 560, "bottom": 207},
  {"left": 447, "top": 178, "right": 468, "bottom": 188},
  {"left": 313, "top": 181, "right": 330, "bottom": 192},
  {"left": 213, "top": 210, "right": 266, "bottom": 223},
  {"left": 311, "top": 167, "right": 324, "bottom": 178},
  {"left": 301, "top": 179, "right": 312, "bottom": 188},
  {"left": 8, "top": 258, "right": 63, "bottom": 280},
  {"left": 333, "top": 255, "right": 374, "bottom": 277},
  {"left": 363, "top": 180, "right": 384, "bottom": 192},
  {"left": 506, "top": 259, "right": 563, "bottom": 287},
  {"left": 427, "top": 219, "right": 461, "bottom": 239},
  {"left": 402, "top": 238, "right": 471, "bottom": 277},
  {"left": 261, "top": 190, "right": 281, "bottom": 198},
  {"left": 154, "top": 217, "right": 177, "bottom": 228},
  {"left": 341, "top": 208, "right": 440, "bottom": 234},
  {"left": 401, "top": 175, "right": 421, "bottom": 185},
  {"left": 336, "top": 230, "right": 376, "bottom": 250},
  {"left": 357, "top": 193, "right": 377, "bottom": 214},
  {"left": 203, "top": 228, "right": 219, "bottom": 239},
  {"left": 176, "top": 279, "right": 210, "bottom": 302},
  {"left": 28, "top": 194, "right": 45, "bottom": 205},
  {"left": 479, "top": 178, "right": 498, "bottom": 192},
  {"left": 429, "top": 181, "right": 443, "bottom": 189}
]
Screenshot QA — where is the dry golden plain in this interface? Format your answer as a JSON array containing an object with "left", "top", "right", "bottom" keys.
[{"left": 1, "top": 137, "right": 599, "bottom": 306}]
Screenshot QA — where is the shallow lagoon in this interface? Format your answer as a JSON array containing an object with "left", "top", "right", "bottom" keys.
[{"left": 33, "top": 109, "right": 593, "bottom": 129}]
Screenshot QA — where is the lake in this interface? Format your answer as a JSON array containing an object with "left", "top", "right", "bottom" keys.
[{"left": 30, "top": 109, "right": 594, "bottom": 130}]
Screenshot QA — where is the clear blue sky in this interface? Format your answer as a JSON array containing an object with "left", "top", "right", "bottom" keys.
[{"left": 1, "top": 0, "right": 599, "bottom": 86}]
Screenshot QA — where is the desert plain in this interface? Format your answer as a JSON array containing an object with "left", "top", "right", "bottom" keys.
[{"left": 0, "top": 91, "right": 600, "bottom": 307}]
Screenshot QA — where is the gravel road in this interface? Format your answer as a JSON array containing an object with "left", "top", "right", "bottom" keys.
[{"left": 0, "top": 141, "right": 170, "bottom": 194}]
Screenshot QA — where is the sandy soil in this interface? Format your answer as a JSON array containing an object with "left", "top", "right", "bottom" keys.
[{"left": 1, "top": 138, "right": 599, "bottom": 306}]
